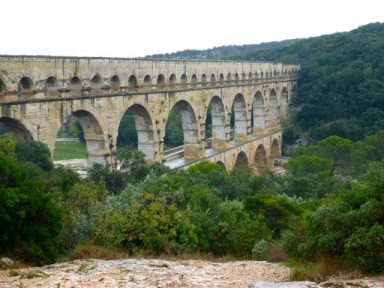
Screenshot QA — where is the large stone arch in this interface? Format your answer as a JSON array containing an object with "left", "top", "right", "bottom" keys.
[
  {"left": 167, "top": 100, "right": 200, "bottom": 158},
  {"left": 118, "top": 104, "right": 156, "bottom": 161},
  {"left": 216, "top": 160, "right": 226, "bottom": 170},
  {"left": 207, "top": 95, "right": 227, "bottom": 149},
  {"left": 232, "top": 93, "right": 248, "bottom": 141},
  {"left": 234, "top": 151, "right": 249, "bottom": 169},
  {"left": 252, "top": 91, "right": 266, "bottom": 134},
  {"left": 268, "top": 88, "right": 279, "bottom": 127},
  {"left": 0, "top": 117, "right": 33, "bottom": 141},
  {"left": 70, "top": 109, "right": 107, "bottom": 166},
  {"left": 254, "top": 144, "right": 268, "bottom": 173}
]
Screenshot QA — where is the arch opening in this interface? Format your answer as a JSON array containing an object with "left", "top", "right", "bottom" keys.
[
  {"left": 234, "top": 151, "right": 249, "bottom": 169},
  {"left": 70, "top": 77, "right": 82, "bottom": 96},
  {"left": 157, "top": 74, "right": 166, "bottom": 89},
  {"left": 143, "top": 75, "right": 152, "bottom": 89},
  {"left": 91, "top": 74, "right": 103, "bottom": 94},
  {"left": 216, "top": 161, "right": 226, "bottom": 170},
  {"left": 191, "top": 74, "right": 197, "bottom": 86},
  {"left": 201, "top": 74, "right": 207, "bottom": 86},
  {"left": 110, "top": 75, "right": 121, "bottom": 93},
  {"left": 205, "top": 96, "right": 226, "bottom": 149},
  {"left": 169, "top": 74, "right": 176, "bottom": 86},
  {"left": 231, "top": 93, "right": 248, "bottom": 141},
  {"left": 271, "top": 139, "right": 280, "bottom": 157},
  {"left": 46, "top": 76, "right": 59, "bottom": 98},
  {"left": 254, "top": 144, "right": 268, "bottom": 173},
  {"left": 269, "top": 89, "right": 279, "bottom": 126},
  {"left": 252, "top": 91, "right": 266, "bottom": 134},
  {"left": 0, "top": 117, "right": 33, "bottom": 141},
  {"left": 210, "top": 74, "right": 216, "bottom": 86},
  {"left": 18, "top": 76, "right": 34, "bottom": 98},
  {"left": 117, "top": 104, "right": 155, "bottom": 161},
  {"left": 128, "top": 75, "right": 138, "bottom": 91}
]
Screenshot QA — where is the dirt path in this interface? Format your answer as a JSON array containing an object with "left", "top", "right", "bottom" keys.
[{"left": 0, "top": 258, "right": 291, "bottom": 288}]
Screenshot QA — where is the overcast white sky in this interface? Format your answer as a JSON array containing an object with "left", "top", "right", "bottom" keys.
[{"left": 0, "top": 0, "right": 382, "bottom": 58}]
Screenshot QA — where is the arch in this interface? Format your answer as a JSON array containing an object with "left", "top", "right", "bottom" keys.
[
  {"left": 143, "top": 75, "right": 152, "bottom": 88},
  {"left": 180, "top": 74, "right": 187, "bottom": 86},
  {"left": 271, "top": 138, "right": 281, "bottom": 156},
  {"left": 191, "top": 74, "right": 197, "bottom": 86},
  {"left": 254, "top": 144, "right": 267, "bottom": 173},
  {"left": 45, "top": 76, "right": 59, "bottom": 98},
  {"left": 18, "top": 76, "right": 34, "bottom": 98},
  {"left": 201, "top": 74, "right": 207, "bottom": 86},
  {"left": 252, "top": 91, "right": 265, "bottom": 133},
  {"left": 216, "top": 161, "right": 226, "bottom": 170},
  {"left": 169, "top": 74, "right": 176, "bottom": 86},
  {"left": 91, "top": 74, "right": 103, "bottom": 93},
  {"left": 210, "top": 74, "right": 216, "bottom": 85},
  {"left": 128, "top": 75, "right": 137, "bottom": 91},
  {"left": 242, "top": 73, "right": 246, "bottom": 81},
  {"left": 219, "top": 73, "right": 224, "bottom": 84},
  {"left": 69, "top": 76, "right": 82, "bottom": 96},
  {"left": 110, "top": 75, "right": 121, "bottom": 93},
  {"left": 232, "top": 93, "right": 247, "bottom": 140},
  {"left": 119, "top": 104, "right": 156, "bottom": 160},
  {"left": 166, "top": 100, "right": 199, "bottom": 158},
  {"left": 206, "top": 95, "right": 226, "bottom": 148},
  {"left": 0, "top": 117, "right": 33, "bottom": 141},
  {"left": 248, "top": 72, "right": 253, "bottom": 82},
  {"left": 280, "top": 87, "right": 289, "bottom": 118},
  {"left": 234, "top": 151, "right": 249, "bottom": 169},
  {"left": 227, "top": 72, "right": 232, "bottom": 83},
  {"left": 234, "top": 73, "right": 239, "bottom": 83},
  {"left": 157, "top": 74, "right": 166, "bottom": 88},
  {"left": 269, "top": 88, "right": 279, "bottom": 125},
  {"left": 71, "top": 109, "right": 106, "bottom": 165}
]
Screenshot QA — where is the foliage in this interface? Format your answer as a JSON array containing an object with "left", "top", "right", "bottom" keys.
[
  {"left": 15, "top": 140, "right": 54, "bottom": 171},
  {"left": 165, "top": 107, "right": 183, "bottom": 147},
  {"left": 0, "top": 154, "right": 62, "bottom": 265},
  {"left": 0, "top": 133, "right": 16, "bottom": 158}
]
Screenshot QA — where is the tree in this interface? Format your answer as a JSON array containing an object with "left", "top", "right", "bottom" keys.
[{"left": 15, "top": 140, "right": 54, "bottom": 171}]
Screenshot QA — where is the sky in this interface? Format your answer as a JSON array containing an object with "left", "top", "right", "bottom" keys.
[{"left": 0, "top": 0, "right": 383, "bottom": 58}]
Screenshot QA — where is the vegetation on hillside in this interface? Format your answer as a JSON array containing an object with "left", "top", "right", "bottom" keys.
[{"left": 148, "top": 22, "right": 384, "bottom": 143}]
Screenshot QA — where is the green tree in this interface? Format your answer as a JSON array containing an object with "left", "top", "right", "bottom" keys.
[{"left": 15, "top": 140, "right": 54, "bottom": 171}]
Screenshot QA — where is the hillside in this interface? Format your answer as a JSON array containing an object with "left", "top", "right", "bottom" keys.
[{"left": 147, "top": 22, "right": 384, "bottom": 143}]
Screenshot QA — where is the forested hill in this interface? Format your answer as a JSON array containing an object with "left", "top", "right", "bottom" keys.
[{"left": 147, "top": 22, "right": 384, "bottom": 143}]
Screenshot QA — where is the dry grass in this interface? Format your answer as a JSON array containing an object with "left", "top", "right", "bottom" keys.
[{"left": 70, "top": 243, "right": 127, "bottom": 260}]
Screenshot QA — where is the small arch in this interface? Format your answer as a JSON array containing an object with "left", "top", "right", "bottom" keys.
[
  {"left": 91, "top": 74, "right": 103, "bottom": 90},
  {"left": 18, "top": 76, "right": 34, "bottom": 98},
  {"left": 219, "top": 73, "right": 224, "bottom": 84},
  {"left": 69, "top": 76, "right": 82, "bottom": 96},
  {"left": 252, "top": 91, "right": 265, "bottom": 133},
  {"left": 110, "top": 75, "right": 121, "bottom": 93},
  {"left": 128, "top": 75, "right": 137, "bottom": 91},
  {"left": 201, "top": 74, "right": 207, "bottom": 86},
  {"left": 248, "top": 72, "right": 253, "bottom": 82},
  {"left": 180, "top": 74, "right": 187, "bottom": 86},
  {"left": 260, "top": 72, "right": 264, "bottom": 79},
  {"left": 191, "top": 74, "right": 197, "bottom": 86},
  {"left": 254, "top": 144, "right": 267, "bottom": 173},
  {"left": 242, "top": 73, "right": 246, "bottom": 81},
  {"left": 143, "top": 75, "right": 152, "bottom": 88},
  {"left": 157, "top": 74, "right": 166, "bottom": 88},
  {"left": 216, "top": 161, "right": 226, "bottom": 170},
  {"left": 227, "top": 72, "right": 232, "bottom": 83},
  {"left": 271, "top": 138, "right": 280, "bottom": 156},
  {"left": 234, "top": 73, "right": 239, "bottom": 83},
  {"left": 45, "top": 76, "right": 59, "bottom": 98},
  {"left": 169, "top": 74, "right": 176, "bottom": 86},
  {"left": 0, "top": 117, "right": 33, "bottom": 141},
  {"left": 234, "top": 151, "right": 249, "bottom": 169},
  {"left": 210, "top": 74, "right": 216, "bottom": 85}
]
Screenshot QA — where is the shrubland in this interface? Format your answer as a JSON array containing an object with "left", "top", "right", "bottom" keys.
[{"left": 1, "top": 131, "right": 384, "bottom": 278}]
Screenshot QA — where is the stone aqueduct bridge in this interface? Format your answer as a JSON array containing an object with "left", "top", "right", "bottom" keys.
[{"left": 0, "top": 55, "right": 299, "bottom": 171}]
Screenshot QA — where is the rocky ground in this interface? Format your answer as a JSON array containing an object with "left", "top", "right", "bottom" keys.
[{"left": 0, "top": 258, "right": 383, "bottom": 288}]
